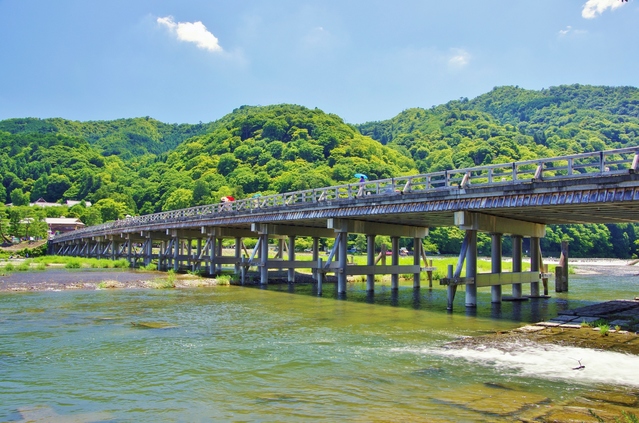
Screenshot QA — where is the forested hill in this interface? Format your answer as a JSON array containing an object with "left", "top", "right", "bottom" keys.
[
  {"left": 358, "top": 84, "right": 639, "bottom": 174},
  {"left": 4, "top": 86, "right": 639, "bottom": 258},
  {"left": 0, "top": 104, "right": 416, "bottom": 218},
  {"left": 0, "top": 117, "right": 212, "bottom": 158}
]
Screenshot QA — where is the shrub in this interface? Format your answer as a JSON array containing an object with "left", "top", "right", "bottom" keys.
[
  {"left": 216, "top": 274, "right": 232, "bottom": 286},
  {"left": 113, "top": 259, "right": 130, "bottom": 268},
  {"left": 65, "top": 259, "right": 82, "bottom": 269},
  {"left": 16, "top": 262, "right": 30, "bottom": 271}
]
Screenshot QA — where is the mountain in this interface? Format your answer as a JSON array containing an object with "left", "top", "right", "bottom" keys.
[
  {"left": 358, "top": 84, "right": 639, "bottom": 173},
  {"left": 3, "top": 85, "right": 639, "bottom": 258},
  {"left": 0, "top": 116, "right": 212, "bottom": 158}
]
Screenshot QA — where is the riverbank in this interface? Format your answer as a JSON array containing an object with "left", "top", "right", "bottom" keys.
[{"left": 0, "top": 267, "right": 219, "bottom": 291}]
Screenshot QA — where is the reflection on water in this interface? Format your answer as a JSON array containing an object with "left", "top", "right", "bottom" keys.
[{"left": 0, "top": 272, "right": 637, "bottom": 422}]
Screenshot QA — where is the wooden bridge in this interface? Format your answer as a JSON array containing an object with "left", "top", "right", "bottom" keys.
[{"left": 49, "top": 147, "right": 639, "bottom": 307}]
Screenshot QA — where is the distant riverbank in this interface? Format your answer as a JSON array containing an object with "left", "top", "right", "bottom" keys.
[{"left": 0, "top": 267, "right": 218, "bottom": 292}]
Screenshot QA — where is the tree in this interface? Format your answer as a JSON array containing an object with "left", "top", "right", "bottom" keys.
[
  {"left": 163, "top": 188, "right": 193, "bottom": 211},
  {"left": 80, "top": 207, "right": 102, "bottom": 226},
  {"left": 0, "top": 204, "right": 9, "bottom": 242},
  {"left": 94, "top": 198, "right": 129, "bottom": 222},
  {"left": 9, "top": 188, "right": 30, "bottom": 206}
]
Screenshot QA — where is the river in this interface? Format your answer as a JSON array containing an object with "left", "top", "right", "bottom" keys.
[{"left": 1, "top": 270, "right": 638, "bottom": 422}]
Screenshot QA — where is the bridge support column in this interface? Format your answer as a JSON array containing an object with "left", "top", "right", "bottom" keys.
[
  {"left": 491, "top": 233, "right": 502, "bottom": 303},
  {"left": 413, "top": 237, "right": 422, "bottom": 289},
  {"left": 337, "top": 232, "right": 348, "bottom": 294},
  {"left": 465, "top": 230, "right": 477, "bottom": 308},
  {"left": 512, "top": 235, "right": 523, "bottom": 299},
  {"left": 530, "top": 237, "right": 540, "bottom": 297},
  {"left": 391, "top": 236, "right": 399, "bottom": 290},
  {"left": 144, "top": 235, "right": 152, "bottom": 267},
  {"left": 288, "top": 235, "right": 295, "bottom": 282},
  {"left": 312, "top": 237, "right": 320, "bottom": 280},
  {"left": 234, "top": 237, "right": 241, "bottom": 274},
  {"left": 216, "top": 238, "right": 223, "bottom": 273},
  {"left": 195, "top": 238, "right": 202, "bottom": 272},
  {"left": 157, "top": 240, "right": 164, "bottom": 270},
  {"left": 173, "top": 236, "right": 179, "bottom": 272},
  {"left": 208, "top": 236, "right": 216, "bottom": 275},
  {"left": 127, "top": 238, "right": 133, "bottom": 266},
  {"left": 260, "top": 232, "right": 269, "bottom": 285},
  {"left": 185, "top": 239, "right": 190, "bottom": 271},
  {"left": 366, "top": 234, "right": 375, "bottom": 292}
]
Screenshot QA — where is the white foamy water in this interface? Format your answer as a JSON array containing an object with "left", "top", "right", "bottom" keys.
[{"left": 421, "top": 340, "right": 639, "bottom": 388}]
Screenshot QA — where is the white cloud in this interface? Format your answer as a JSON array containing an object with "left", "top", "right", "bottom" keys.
[
  {"left": 157, "top": 16, "right": 223, "bottom": 52},
  {"left": 558, "top": 25, "right": 587, "bottom": 36},
  {"left": 559, "top": 25, "right": 572, "bottom": 36},
  {"left": 582, "top": 0, "right": 625, "bottom": 19},
  {"left": 448, "top": 48, "right": 470, "bottom": 68}
]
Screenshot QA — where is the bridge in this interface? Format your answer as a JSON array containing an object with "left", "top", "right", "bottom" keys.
[{"left": 50, "top": 147, "right": 639, "bottom": 308}]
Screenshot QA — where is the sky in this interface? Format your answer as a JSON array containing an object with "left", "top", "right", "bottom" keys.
[{"left": 0, "top": 0, "right": 637, "bottom": 125}]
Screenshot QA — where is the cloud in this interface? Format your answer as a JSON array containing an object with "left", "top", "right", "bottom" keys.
[
  {"left": 448, "top": 48, "right": 471, "bottom": 69},
  {"left": 582, "top": 0, "right": 625, "bottom": 19},
  {"left": 157, "top": 16, "right": 223, "bottom": 52},
  {"left": 559, "top": 25, "right": 572, "bottom": 36},
  {"left": 558, "top": 25, "right": 587, "bottom": 36}
]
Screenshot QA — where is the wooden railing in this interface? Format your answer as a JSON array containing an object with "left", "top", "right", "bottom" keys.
[{"left": 52, "top": 147, "right": 639, "bottom": 241}]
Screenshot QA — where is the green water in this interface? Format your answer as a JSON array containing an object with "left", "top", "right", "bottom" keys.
[{"left": 1, "top": 273, "right": 638, "bottom": 422}]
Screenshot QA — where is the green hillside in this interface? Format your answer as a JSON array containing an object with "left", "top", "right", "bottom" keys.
[
  {"left": 0, "top": 117, "right": 211, "bottom": 158},
  {"left": 2, "top": 85, "right": 639, "bottom": 258},
  {"left": 356, "top": 84, "right": 639, "bottom": 259},
  {"left": 358, "top": 84, "right": 639, "bottom": 173}
]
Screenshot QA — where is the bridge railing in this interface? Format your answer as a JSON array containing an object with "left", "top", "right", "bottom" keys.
[{"left": 52, "top": 147, "right": 639, "bottom": 242}]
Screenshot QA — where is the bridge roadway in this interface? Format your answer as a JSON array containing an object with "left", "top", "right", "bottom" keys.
[{"left": 50, "top": 147, "right": 639, "bottom": 308}]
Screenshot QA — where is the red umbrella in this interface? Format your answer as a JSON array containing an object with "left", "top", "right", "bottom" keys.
[{"left": 221, "top": 196, "right": 235, "bottom": 202}]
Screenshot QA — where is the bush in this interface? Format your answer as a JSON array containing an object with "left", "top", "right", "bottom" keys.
[{"left": 65, "top": 259, "right": 82, "bottom": 269}]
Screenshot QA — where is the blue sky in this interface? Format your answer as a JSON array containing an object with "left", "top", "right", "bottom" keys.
[{"left": 0, "top": 0, "right": 637, "bottom": 124}]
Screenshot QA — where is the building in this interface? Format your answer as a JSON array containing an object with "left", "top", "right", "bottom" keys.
[{"left": 45, "top": 217, "right": 85, "bottom": 238}]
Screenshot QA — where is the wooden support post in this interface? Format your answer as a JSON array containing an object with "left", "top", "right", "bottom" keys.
[
  {"left": 556, "top": 241, "right": 569, "bottom": 292},
  {"left": 491, "top": 233, "right": 502, "bottom": 303},
  {"left": 465, "top": 230, "right": 477, "bottom": 307},
  {"left": 530, "top": 237, "right": 540, "bottom": 297},
  {"left": 157, "top": 240, "right": 164, "bottom": 271},
  {"left": 234, "top": 237, "right": 241, "bottom": 275},
  {"left": 216, "top": 238, "right": 223, "bottom": 273},
  {"left": 511, "top": 235, "right": 522, "bottom": 299},
  {"left": 196, "top": 238, "right": 202, "bottom": 272},
  {"left": 413, "top": 237, "right": 421, "bottom": 289},
  {"left": 208, "top": 236, "right": 216, "bottom": 276},
  {"left": 446, "top": 264, "right": 456, "bottom": 310},
  {"left": 366, "top": 234, "right": 375, "bottom": 292},
  {"left": 240, "top": 257, "right": 246, "bottom": 285},
  {"left": 391, "top": 236, "right": 399, "bottom": 290},
  {"left": 288, "top": 235, "right": 295, "bottom": 283},
  {"left": 312, "top": 237, "right": 320, "bottom": 280},
  {"left": 260, "top": 233, "right": 269, "bottom": 285},
  {"left": 317, "top": 257, "right": 323, "bottom": 296},
  {"left": 337, "top": 232, "right": 348, "bottom": 294},
  {"left": 173, "top": 237, "right": 179, "bottom": 272},
  {"left": 420, "top": 247, "right": 432, "bottom": 288}
]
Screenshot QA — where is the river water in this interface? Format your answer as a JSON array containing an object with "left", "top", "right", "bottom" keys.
[{"left": 1, "top": 270, "right": 638, "bottom": 422}]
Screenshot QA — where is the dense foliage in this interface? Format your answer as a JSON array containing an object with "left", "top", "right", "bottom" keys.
[
  {"left": 0, "top": 117, "right": 211, "bottom": 158},
  {"left": 2, "top": 85, "right": 639, "bottom": 258},
  {"left": 357, "top": 84, "right": 639, "bottom": 258}
]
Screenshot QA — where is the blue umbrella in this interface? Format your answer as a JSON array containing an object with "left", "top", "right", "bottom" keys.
[{"left": 354, "top": 173, "right": 368, "bottom": 180}]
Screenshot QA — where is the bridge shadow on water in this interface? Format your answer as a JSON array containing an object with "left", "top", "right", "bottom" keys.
[{"left": 242, "top": 273, "right": 598, "bottom": 326}]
